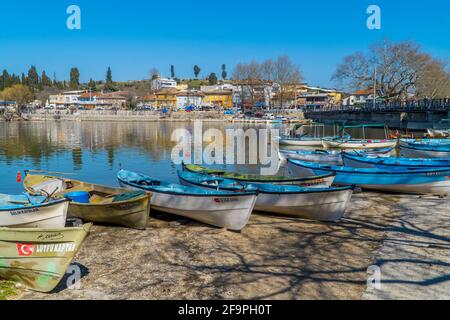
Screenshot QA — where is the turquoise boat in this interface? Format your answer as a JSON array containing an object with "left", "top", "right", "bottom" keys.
[
  {"left": 177, "top": 170, "right": 353, "bottom": 222},
  {"left": 287, "top": 159, "right": 450, "bottom": 195},
  {"left": 117, "top": 170, "right": 258, "bottom": 230},
  {"left": 343, "top": 153, "right": 450, "bottom": 169},
  {"left": 400, "top": 140, "right": 450, "bottom": 158}
]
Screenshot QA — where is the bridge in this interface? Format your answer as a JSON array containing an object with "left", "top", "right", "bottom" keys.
[{"left": 304, "top": 99, "right": 450, "bottom": 131}]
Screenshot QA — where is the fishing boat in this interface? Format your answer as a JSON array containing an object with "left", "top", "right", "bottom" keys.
[
  {"left": 23, "top": 174, "right": 151, "bottom": 230},
  {"left": 343, "top": 153, "right": 450, "bottom": 169},
  {"left": 177, "top": 171, "right": 353, "bottom": 222},
  {"left": 279, "top": 123, "right": 335, "bottom": 147},
  {"left": 287, "top": 159, "right": 450, "bottom": 195},
  {"left": 322, "top": 138, "right": 397, "bottom": 149},
  {"left": 278, "top": 147, "right": 393, "bottom": 165},
  {"left": 182, "top": 163, "right": 336, "bottom": 188},
  {"left": 425, "top": 129, "right": 449, "bottom": 138},
  {"left": 0, "top": 223, "right": 91, "bottom": 292},
  {"left": 399, "top": 140, "right": 450, "bottom": 158},
  {"left": 322, "top": 123, "right": 397, "bottom": 149},
  {"left": 0, "top": 194, "right": 69, "bottom": 228},
  {"left": 117, "top": 170, "right": 257, "bottom": 231}
]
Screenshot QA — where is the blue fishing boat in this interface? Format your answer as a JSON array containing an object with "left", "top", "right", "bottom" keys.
[
  {"left": 287, "top": 159, "right": 450, "bottom": 195},
  {"left": 177, "top": 171, "right": 353, "bottom": 222},
  {"left": 400, "top": 140, "right": 450, "bottom": 158},
  {"left": 343, "top": 153, "right": 450, "bottom": 169},
  {"left": 117, "top": 170, "right": 257, "bottom": 230},
  {"left": 0, "top": 194, "right": 69, "bottom": 228}
]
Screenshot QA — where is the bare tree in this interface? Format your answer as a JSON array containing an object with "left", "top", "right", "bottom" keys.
[
  {"left": 271, "top": 55, "right": 302, "bottom": 109},
  {"left": 333, "top": 39, "right": 448, "bottom": 100},
  {"left": 416, "top": 60, "right": 450, "bottom": 99}
]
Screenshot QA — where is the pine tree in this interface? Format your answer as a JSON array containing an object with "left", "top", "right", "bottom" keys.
[
  {"left": 105, "top": 66, "right": 114, "bottom": 91},
  {"left": 69, "top": 67, "right": 80, "bottom": 89},
  {"left": 194, "top": 65, "right": 201, "bottom": 78},
  {"left": 88, "top": 78, "right": 97, "bottom": 91},
  {"left": 41, "top": 70, "right": 52, "bottom": 87},
  {"left": 170, "top": 65, "right": 175, "bottom": 78},
  {"left": 27, "top": 65, "right": 39, "bottom": 89},
  {"left": 208, "top": 72, "right": 218, "bottom": 85},
  {"left": 221, "top": 64, "right": 227, "bottom": 80}
]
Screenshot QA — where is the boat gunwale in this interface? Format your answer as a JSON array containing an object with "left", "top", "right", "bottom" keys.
[
  {"left": 0, "top": 197, "right": 70, "bottom": 212},
  {"left": 399, "top": 141, "right": 450, "bottom": 152},
  {"left": 287, "top": 159, "right": 450, "bottom": 175}
]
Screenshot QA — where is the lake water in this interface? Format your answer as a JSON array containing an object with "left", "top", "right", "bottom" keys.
[{"left": 0, "top": 121, "right": 391, "bottom": 194}]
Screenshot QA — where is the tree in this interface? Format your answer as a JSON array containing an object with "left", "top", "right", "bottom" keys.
[
  {"left": 170, "top": 65, "right": 175, "bottom": 78},
  {"left": 88, "top": 78, "right": 97, "bottom": 91},
  {"left": 27, "top": 65, "right": 39, "bottom": 89},
  {"left": 0, "top": 70, "right": 12, "bottom": 91},
  {"left": 150, "top": 68, "right": 160, "bottom": 80},
  {"left": 193, "top": 65, "right": 201, "bottom": 78},
  {"left": 221, "top": 64, "right": 227, "bottom": 80},
  {"left": 69, "top": 67, "right": 80, "bottom": 89},
  {"left": 208, "top": 72, "right": 218, "bottom": 85},
  {"left": 416, "top": 60, "right": 450, "bottom": 99},
  {"left": 106, "top": 66, "right": 113, "bottom": 84},
  {"left": 41, "top": 71, "right": 52, "bottom": 87},
  {"left": 271, "top": 55, "right": 302, "bottom": 108},
  {"left": 1, "top": 84, "right": 33, "bottom": 114},
  {"left": 332, "top": 39, "right": 445, "bottom": 100}
]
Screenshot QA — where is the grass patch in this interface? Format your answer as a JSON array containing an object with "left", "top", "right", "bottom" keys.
[{"left": 0, "top": 280, "right": 18, "bottom": 300}]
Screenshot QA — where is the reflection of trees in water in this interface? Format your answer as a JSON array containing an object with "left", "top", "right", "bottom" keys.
[{"left": 0, "top": 121, "right": 230, "bottom": 168}]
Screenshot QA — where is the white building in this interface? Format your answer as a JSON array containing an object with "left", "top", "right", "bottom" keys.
[
  {"left": 151, "top": 77, "right": 177, "bottom": 91},
  {"left": 200, "top": 84, "right": 234, "bottom": 92},
  {"left": 176, "top": 90, "right": 204, "bottom": 108},
  {"left": 47, "top": 90, "right": 86, "bottom": 109},
  {"left": 343, "top": 89, "right": 373, "bottom": 107}
]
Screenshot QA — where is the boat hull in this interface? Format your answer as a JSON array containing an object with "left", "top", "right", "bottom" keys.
[
  {"left": 119, "top": 181, "right": 257, "bottom": 231},
  {"left": 0, "top": 200, "right": 69, "bottom": 228},
  {"left": 400, "top": 144, "right": 450, "bottom": 159},
  {"left": 279, "top": 138, "right": 323, "bottom": 147},
  {"left": 0, "top": 223, "right": 91, "bottom": 292},
  {"left": 343, "top": 153, "right": 450, "bottom": 169},
  {"left": 322, "top": 139, "right": 397, "bottom": 149},
  {"left": 288, "top": 160, "right": 450, "bottom": 195}
]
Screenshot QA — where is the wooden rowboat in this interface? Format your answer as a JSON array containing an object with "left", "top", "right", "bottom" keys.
[
  {"left": 23, "top": 174, "right": 151, "bottom": 230},
  {"left": 182, "top": 163, "right": 335, "bottom": 188},
  {"left": 0, "top": 223, "right": 92, "bottom": 292},
  {"left": 117, "top": 169, "right": 257, "bottom": 231},
  {"left": 0, "top": 194, "right": 69, "bottom": 228}
]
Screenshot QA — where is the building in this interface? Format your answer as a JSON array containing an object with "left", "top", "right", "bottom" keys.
[
  {"left": 176, "top": 90, "right": 204, "bottom": 109},
  {"left": 47, "top": 90, "right": 87, "bottom": 109},
  {"left": 95, "top": 92, "right": 128, "bottom": 109},
  {"left": 136, "top": 94, "right": 157, "bottom": 109},
  {"left": 202, "top": 90, "right": 233, "bottom": 109},
  {"left": 151, "top": 77, "right": 177, "bottom": 91},
  {"left": 200, "top": 84, "right": 234, "bottom": 92},
  {"left": 232, "top": 81, "right": 276, "bottom": 109},
  {"left": 343, "top": 89, "right": 374, "bottom": 107},
  {"left": 155, "top": 88, "right": 178, "bottom": 108}
]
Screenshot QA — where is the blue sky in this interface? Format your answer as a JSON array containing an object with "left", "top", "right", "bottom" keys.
[{"left": 0, "top": 0, "right": 449, "bottom": 87}]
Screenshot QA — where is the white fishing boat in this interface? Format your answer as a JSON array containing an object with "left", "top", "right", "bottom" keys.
[
  {"left": 117, "top": 170, "right": 257, "bottom": 231},
  {"left": 322, "top": 138, "right": 397, "bottom": 149},
  {"left": 0, "top": 194, "right": 69, "bottom": 228},
  {"left": 278, "top": 149, "right": 343, "bottom": 164},
  {"left": 178, "top": 171, "right": 353, "bottom": 222}
]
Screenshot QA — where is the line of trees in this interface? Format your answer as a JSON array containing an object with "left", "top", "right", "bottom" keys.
[{"left": 333, "top": 39, "right": 450, "bottom": 100}]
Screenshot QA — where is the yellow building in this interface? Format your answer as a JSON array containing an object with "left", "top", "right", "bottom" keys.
[
  {"left": 203, "top": 90, "right": 233, "bottom": 108},
  {"left": 155, "top": 88, "right": 178, "bottom": 108}
]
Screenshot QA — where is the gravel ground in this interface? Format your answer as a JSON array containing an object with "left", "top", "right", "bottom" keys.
[{"left": 17, "top": 192, "right": 449, "bottom": 300}]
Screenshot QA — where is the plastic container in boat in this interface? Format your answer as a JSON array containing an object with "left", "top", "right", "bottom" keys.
[{"left": 64, "top": 191, "right": 90, "bottom": 204}]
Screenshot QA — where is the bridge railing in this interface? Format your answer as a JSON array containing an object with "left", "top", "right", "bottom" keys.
[{"left": 306, "top": 99, "right": 450, "bottom": 113}]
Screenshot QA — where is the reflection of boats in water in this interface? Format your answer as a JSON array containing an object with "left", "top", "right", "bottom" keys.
[
  {"left": 53, "top": 110, "right": 61, "bottom": 120},
  {"left": 279, "top": 123, "right": 335, "bottom": 147}
]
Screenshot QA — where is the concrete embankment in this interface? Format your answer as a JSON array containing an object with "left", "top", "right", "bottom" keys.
[{"left": 19, "top": 111, "right": 230, "bottom": 122}]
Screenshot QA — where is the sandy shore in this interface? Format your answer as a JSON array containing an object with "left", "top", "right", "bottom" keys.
[{"left": 17, "top": 192, "right": 450, "bottom": 300}]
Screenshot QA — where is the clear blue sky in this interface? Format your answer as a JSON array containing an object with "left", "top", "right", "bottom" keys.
[{"left": 1, "top": 0, "right": 449, "bottom": 87}]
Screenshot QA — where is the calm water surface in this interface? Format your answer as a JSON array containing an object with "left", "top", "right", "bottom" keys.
[{"left": 0, "top": 121, "right": 390, "bottom": 194}]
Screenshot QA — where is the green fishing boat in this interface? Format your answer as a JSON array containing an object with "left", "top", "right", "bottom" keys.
[
  {"left": 0, "top": 223, "right": 92, "bottom": 293},
  {"left": 182, "top": 163, "right": 336, "bottom": 187}
]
